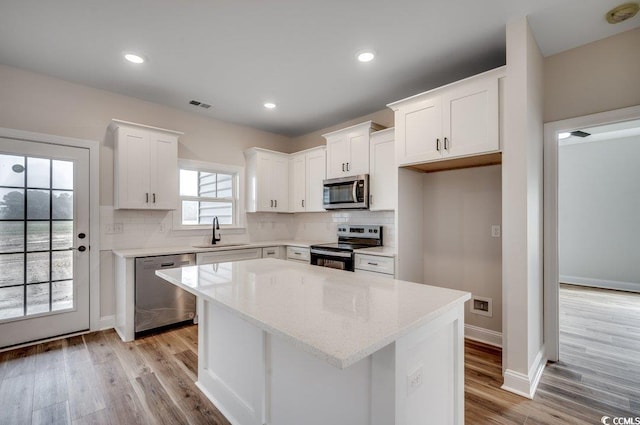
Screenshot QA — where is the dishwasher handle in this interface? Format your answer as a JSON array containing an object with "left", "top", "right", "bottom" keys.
[{"left": 160, "top": 262, "right": 175, "bottom": 268}]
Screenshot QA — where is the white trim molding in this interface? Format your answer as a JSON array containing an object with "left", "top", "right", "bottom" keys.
[
  {"left": 560, "top": 276, "right": 640, "bottom": 293},
  {"left": 98, "top": 315, "right": 115, "bottom": 330},
  {"left": 464, "top": 325, "right": 502, "bottom": 348},
  {"left": 501, "top": 346, "right": 546, "bottom": 399},
  {"left": 543, "top": 104, "right": 640, "bottom": 362}
]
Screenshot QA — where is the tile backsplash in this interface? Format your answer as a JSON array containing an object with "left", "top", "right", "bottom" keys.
[{"left": 99, "top": 207, "right": 395, "bottom": 251}]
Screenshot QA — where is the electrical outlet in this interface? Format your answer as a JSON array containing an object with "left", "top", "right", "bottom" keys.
[
  {"left": 471, "top": 296, "right": 493, "bottom": 317},
  {"left": 112, "top": 223, "right": 124, "bottom": 234},
  {"left": 491, "top": 225, "right": 501, "bottom": 238},
  {"left": 407, "top": 365, "right": 424, "bottom": 394}
]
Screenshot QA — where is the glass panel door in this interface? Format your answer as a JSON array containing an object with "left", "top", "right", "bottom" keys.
[{"left": 0, "top": 137, "right": 89, "bottom": 348}]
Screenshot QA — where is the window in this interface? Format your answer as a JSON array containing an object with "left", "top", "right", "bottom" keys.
[{"left": 177, "top": 160, "right": 242, "bottom": 228}]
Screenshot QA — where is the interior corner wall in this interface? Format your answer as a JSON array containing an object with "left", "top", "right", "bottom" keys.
[
  {"left": 422, "top": 165, "right": 502, "bottom": 333},
  {"left": 544, "top": 27, "right": 640, "bottom": 123},
  {"left": 559, "top": 136, "right": 640, "bottom": 291},
  {"left": 502, "top": 16, "right": 545, "bottom": 396}
]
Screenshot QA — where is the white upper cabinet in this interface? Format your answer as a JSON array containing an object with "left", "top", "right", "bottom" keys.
[
  {"left": 245, "top": 148, "right": 289, "bottom": 212},
  {"left": 323, "top": 121, "right": 384, "bottom": 179},
  {"left": 111, "top": 119, "right": 180, "bottom": 210},
  {"left": 304, "top": 147, "right": 326, "bottom": 212},
  {"left": 389, "top": 67, "right": 504, "bottom": 167},
  {"left": 369, "top": 128, "right": 396, "bottom": 211},
  {"left": 289, "top": 147, "right": 326, "bottom": 213}
]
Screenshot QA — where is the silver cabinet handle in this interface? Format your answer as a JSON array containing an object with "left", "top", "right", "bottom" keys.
[
  {"left": 342, "top": 163, "right": 345, "bottom": 172},
  {"left": 367, "top": 262, "right": 379, "bottom": 266},
  {"left": 444, "top": 137, "right": 449, "bottom": 151},
  {"left": 346, "top": 162, "right": 350, "bottom": 171},
  {"left": 302, "top": 199, "right": 305, "bottom": 208},
  {"left": 436, "top": 138, "right": 440, "bottom": 152},
  {"left": 145, "top": 193, "right": 149, "bottom": 203},
  {"left": 270, "top": 200, "right": 273, "bottom": 207},
  {"left": 274, "top": 199, "right": 277, "bottom": 208},
  {"left": 153, "top": 193, "right": 156, "bottom": 203}
]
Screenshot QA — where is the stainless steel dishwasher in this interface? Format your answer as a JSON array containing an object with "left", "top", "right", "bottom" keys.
[{"left": 135, "top": 253, "right": 196, "bottom": 335}]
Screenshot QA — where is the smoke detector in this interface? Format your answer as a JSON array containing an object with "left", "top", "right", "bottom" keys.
[{"left": 606, "top": 2, "right": 639, "bottom": 24}]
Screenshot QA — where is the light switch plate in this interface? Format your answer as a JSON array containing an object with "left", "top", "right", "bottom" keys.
[{"left": 491, "top": 225, "right": 501, "bottom": 238}]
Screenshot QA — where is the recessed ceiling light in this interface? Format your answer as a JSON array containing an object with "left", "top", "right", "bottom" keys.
[
  {"left": 357, "top": 50, "right": 376, "bottom": 63},
  {"left": 124, "top": 53, "right": 145, "bottom": 64},
  {"left": 264, "top": 102, "right": 276, "bottom": 109},
  {"left": 558, "top": 132, "right": 571, "bottom": 139}
]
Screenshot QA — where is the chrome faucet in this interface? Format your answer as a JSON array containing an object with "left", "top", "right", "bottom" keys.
[{"left": 211, "top": 216, "right": 221, "bottom": 245}]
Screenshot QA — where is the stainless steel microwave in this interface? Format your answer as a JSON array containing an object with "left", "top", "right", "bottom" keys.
[{"left": 323, "top": 175, "right": 369, "bottom": 210}]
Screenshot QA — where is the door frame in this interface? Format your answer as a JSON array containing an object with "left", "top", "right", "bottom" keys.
[
  {"left": 543, "top": 104, "right": 640, "bottom": 362},
  {"left": 0, "top": 127, "right": 100, "bottom": 331}
]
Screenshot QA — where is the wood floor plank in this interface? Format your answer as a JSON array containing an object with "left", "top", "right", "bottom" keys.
[
  {"left": 0, "top": 372, "right": 35, "bottom": 425},
  {"left": 66, "top": 359, "right": 107, "bottom": 420},
  {"left": 174, "top": 349, "right": 198, "bottom": 379},
  {"left": 32, "top": 400, "right": 71, "bottom": 425},
  {"left": 135, "top": 372, "right": 190, "bottom": 425},
  {"left": 0, "top": 345, "right": 37, "bottom": 379},
  {"left": 33, "top": 366, "right": 69, "bottom": 411},
  {"left": 34, "top": 339, "right": 65, "bottom": 373}
]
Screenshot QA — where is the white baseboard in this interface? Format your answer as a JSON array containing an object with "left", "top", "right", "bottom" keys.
[
  {"left": 97, "top": 315, "right": 115, "bottom": 331},
  {"left": 501, "top": 345, "right": 546, "bottom": 399},
  {"left": 464, "top": 324, "right": 502, "bottom": 348},
  {"left": 560, "top": 275, "right": 640, "bottom": 293}
]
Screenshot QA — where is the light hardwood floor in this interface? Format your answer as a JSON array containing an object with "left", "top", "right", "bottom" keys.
[{"left": 1, "top": 284, "right": 638, "bottom": 424}]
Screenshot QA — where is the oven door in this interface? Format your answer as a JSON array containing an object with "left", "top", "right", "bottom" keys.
[
  {"left": 310, "top": 248, "right": 354, "bottom": 271},
  {"left": 322, "top": 175, "right": 369, "bottom": 210}
]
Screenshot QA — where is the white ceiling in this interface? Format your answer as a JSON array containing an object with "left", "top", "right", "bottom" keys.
[{"left": 1, "top": 0, "right": 638, "bottom": 136}]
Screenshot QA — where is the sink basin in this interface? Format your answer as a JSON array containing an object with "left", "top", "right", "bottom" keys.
[{"left": 192, "top": 243, "right": 249, "bottom": 249}]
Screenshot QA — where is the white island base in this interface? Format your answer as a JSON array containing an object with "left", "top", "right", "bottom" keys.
[{"left": 157, "top": 259, "right": 469, "bottom": 425}]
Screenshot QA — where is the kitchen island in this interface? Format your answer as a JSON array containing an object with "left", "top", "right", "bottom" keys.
[{"left": 157, "top": 258, "right": 470, "bottom": 425}]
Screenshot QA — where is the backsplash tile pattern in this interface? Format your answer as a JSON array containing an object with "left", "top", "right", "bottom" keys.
[{"left": 100, "top": 207, "right": 395, "bottom": 251}]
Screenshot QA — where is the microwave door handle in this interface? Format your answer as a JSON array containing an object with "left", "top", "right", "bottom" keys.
[{"left": 352, "top": 180, "right": 358, "bottom": 202}]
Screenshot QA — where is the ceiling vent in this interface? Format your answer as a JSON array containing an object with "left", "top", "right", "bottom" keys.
[
  {"left": 570, "top": 130, "right": 591, "bottom": 138},
  {"left": 189, "top": 100, "right": 212, "bottom": 109},
  {"left": 606, "top": 2, "right": 639, "bottom": 23}
]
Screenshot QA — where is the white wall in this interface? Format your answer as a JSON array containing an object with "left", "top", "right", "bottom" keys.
[
  {"left": 559, "top": 136, "right": 640, "bottom": 291},
  {"left": 0, "top": 64, "right": 294, "bottom": 325},
  {"left": 544, "top": 28, "right": 640, "bottom": 124},
  {"left": 501, "top": 16, "right": 545, "bottom": 398},
  {"left": 423, "top": 165, "right": 502, "bottom": 332}
]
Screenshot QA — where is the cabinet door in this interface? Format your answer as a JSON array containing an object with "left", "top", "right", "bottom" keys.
[
  {"left": 369, "top": 130, "right": 395, "bottom": 211},
  {"left": 290, "top": 154, "right": 306, "bottom": 212},
  {"left": 305, "top": 148, "right": 326, "bottom": 212},
  {"left": 148, "top": 132, "right": 178, "bottom": 210},
  {"left": 326, "top": 135, "right": 350, "bottom": 179},
  {"left": 442, "top": 77, "right": 498, "bottom": 159},
  {"left": 270, "top": 154, "right": 289, "bottom": 212},
  {"left": 256, "top": 153, "right": 274, "bottom": 211},
  {"left": 347, "top": 132, "right": 369, "bottom": 175},
  {"left": 115, "top": 127, "right": 150, "bottom": 209},
  {"left": 395, "top": 96, "right": 442, "bottom": 166}
]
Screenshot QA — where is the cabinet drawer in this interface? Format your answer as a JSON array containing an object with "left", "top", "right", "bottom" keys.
[
  {"left": 262, "top": 246, "right": 283, "bottom": 259},
  {"left": 354, "top": 254, "right": 394, "bottom": 275},
  {"left": 286, "top": 246, "right": 310, "bottom": 262},
  {"left": 196, "top": 248, "right": 262, "bottom": 265}
]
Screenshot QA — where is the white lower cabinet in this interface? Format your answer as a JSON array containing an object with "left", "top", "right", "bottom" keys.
[
  {"left": 286, "top": 246, "right": 310, "bottom": 263},
  {"left": 196, "top": 248, "right": 262, "bottom": 265},
  {"left": 262, "top": 246, "right": 284, "bottom": 259},
  {"left": 354, "top": 254, "right": 395, "bottom": 277}
]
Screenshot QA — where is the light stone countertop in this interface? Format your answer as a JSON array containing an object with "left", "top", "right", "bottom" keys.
[
  {"left": 353, "top": 246, "right": 396, "bottom": 257},
  {"left": 156, "top": 258, "right": 469, "bottom": 369},
  {"left": 112, "top": 240, "right": 325, "bottom": 258}
]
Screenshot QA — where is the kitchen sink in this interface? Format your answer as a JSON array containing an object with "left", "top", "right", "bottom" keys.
[{"left": 192, "top": 243, "right": 249, "bottom": 249}]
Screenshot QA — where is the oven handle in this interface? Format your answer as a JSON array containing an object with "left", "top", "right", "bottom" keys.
[
  {"left": 352, "top": 181, "right": 358, "bottom": 202},
  {"left": 310, "top": 248, "right": 353, "bottom": 258}
]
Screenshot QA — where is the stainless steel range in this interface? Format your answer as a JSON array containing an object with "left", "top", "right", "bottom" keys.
[{"left": 310, "top": 225, "right": 383, "bottom": 271}]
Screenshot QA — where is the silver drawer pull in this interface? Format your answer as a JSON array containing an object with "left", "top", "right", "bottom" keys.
[{"left": 367, "top": 262, "right": 379, "bottom": 266}]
